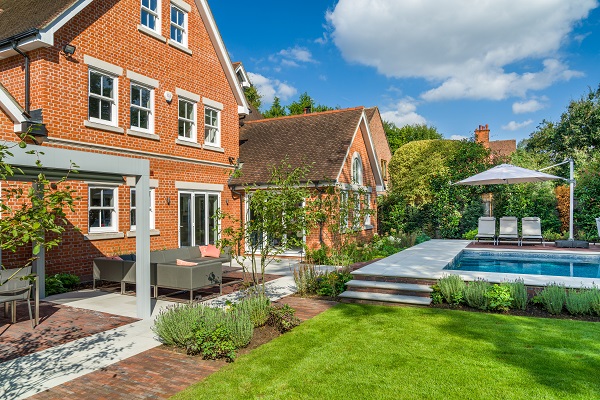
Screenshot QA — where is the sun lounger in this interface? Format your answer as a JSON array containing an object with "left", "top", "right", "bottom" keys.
[
  {"left": 497, "top": 216, "right": 518, "bottom": 245},
  {"left": 520, "top": 217, "right": 544, "bottom": 246},
  {"left": 475, "top": 217, "right": 496, "bottom": 244}
]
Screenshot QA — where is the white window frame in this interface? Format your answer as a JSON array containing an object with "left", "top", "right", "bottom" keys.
[
  {"left": 130, "top": 83, "right": 154, "bottom": 134},
  {"left": 364, "top": 193, "right": 371, "bottom": 227},
  {"left": 130, "top": 188, "right": 156, "bottom": 231},
  {"left": 352, "top": 153, "right": 363, "bottom": 186},
  {"left": 88, "top": 186, "right": 118, "bottom": 233},
  {"left": 178, "top": 191, "right": 221, "bottom": 247},
  {"left": 170, "top": 4, "right": 187, "bottom": 46},
  {"left": 204, "top": 106, "right": 220, "bottom": 147},
  {"left": 88, "top": 69, "right": 118, "bottom": 126},
  {"left": 340, "top": 190, "right": 349, "bottom": 229},
  {"left": 178, "top": 97, "right": 197, "bottom": 142},
  {"left": 141, "top": 0, "right": 161, "bottom": 33}
]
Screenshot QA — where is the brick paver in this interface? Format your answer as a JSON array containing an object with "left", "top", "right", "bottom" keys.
[
  {"left": 29, "top": 296, "right": 337, "bottom": 400},
  {"left": 0, "top": 302, "right": 138, "bottom": 363}
]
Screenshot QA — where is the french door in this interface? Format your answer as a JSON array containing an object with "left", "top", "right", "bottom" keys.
[{"left": 179, "top": 192, "right": 219, "bottom": 247}]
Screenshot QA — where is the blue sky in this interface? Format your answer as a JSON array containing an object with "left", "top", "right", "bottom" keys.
[{"left": 209, "top": 0, "right": 600, "bottom": 143}]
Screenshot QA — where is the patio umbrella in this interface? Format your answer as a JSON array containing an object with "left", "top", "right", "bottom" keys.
[{"left": 455, "top": 162, "right": 574, "bottom": 240}]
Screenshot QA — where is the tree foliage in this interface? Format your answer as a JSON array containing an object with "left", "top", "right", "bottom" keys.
[
  {"left": 383, "top": 122, "right": 443, "bottom": 154},
  {"left": 262, "top": 92, "right": 336, "bottom": 119},
  {"left": 244, "top": 85, "right": 262, "bottom": 111},
  {"left": 262, "top": 97, "right": 287, "bottom": 119},
  {"left": 0, "top": 137, "right": 77, "bottom": 285}
]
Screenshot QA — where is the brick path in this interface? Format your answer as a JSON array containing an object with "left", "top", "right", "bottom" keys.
[
  {"left": 0, "top": 302, "right": 138, "bottom": 363},
  {"left": 29, "top": 296, "right": 337, "bottom": 400}
]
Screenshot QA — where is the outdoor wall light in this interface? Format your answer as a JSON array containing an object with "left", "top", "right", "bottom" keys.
[
  {"left": 63, "top": 44, "right": 76, "bottom": 57},
  {"left": 166, "top": 196, "right": 171, "bottom": 205}
]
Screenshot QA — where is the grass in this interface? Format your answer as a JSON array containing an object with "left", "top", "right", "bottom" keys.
[{"left": 171, "top": 304, "right": 600, "bottom": 400}]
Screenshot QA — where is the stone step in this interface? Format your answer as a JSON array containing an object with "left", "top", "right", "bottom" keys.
[
  {"left": 345, "top": 280, "right": 433, "bottom": 293},
  {"left": 338, "top": 290, "right": 432, "bottom": 306},
  {"left": 350, "top": 273, "right": 437, "bottom": 286}
]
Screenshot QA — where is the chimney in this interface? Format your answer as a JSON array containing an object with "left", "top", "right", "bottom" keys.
[
  {"left": 303, "top": 106, "right": 311, "bottom": 115},
  {"left": 475, "top": 124, "right": 490, "bottom": 148}
]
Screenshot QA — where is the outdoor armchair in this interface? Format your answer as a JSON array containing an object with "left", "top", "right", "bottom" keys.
[
  {"left": 475, "top": 217, "right": 496, "bottom": 244},
  {"left": 0, "top": 266, "right": 38, "bottom": 328},
  {"left": 520, "top": 217, "right": 544, "bottom": 246},
  {"left": 497, "top": 217, "right": 519, "bottom": 245}
]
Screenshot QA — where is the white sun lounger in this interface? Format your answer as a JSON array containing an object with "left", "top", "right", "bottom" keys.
[
  {"left": 520, "top": 217, "right": 544, "bottom": 246},
  {"left": 497, "top": 216, "right": 518, "bottom": 245},
  {"left": 475, "top": 217, "right": 496, "bottom": 244}
]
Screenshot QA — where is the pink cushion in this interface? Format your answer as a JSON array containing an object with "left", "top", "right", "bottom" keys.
[
  {"left": 107, "top": 256, "right": 123, "bottom": 260},
  {"left": 176, "top": 259, "right": 198, "bottom": 266},
  {"left": 199, "top": 244, "right": 221, "bottom": 258}
]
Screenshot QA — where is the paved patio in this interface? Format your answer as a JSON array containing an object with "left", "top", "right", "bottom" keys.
[{"left": 0, "top": 259, "right": 302, "bottom": 399}]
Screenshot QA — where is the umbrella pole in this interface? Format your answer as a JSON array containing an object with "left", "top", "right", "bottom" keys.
[{"left": 569, "top": 159, "right": 574, "bottom": 241}]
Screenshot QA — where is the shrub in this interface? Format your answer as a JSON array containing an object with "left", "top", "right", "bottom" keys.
[
  {"left": 590, "top": 287, "right": 600, "bottom": 317},
  {"left": 506, "top": 279, "right": 528, "bottom": 310},
  {"left": 45, "top": 273, "right": 80, "bottom": 296},
  {"left": 464, "top": 279, "right": 489, "bottom": 310},
  {"left": 268, "top": 304, "right": 301, "bottom": 333},
  {"left": 430, "top": 284, "right": 443, "bottom": 304},
  {"left": 462, "top": 229, "right": 478, "bottom": 240},
  {"left": 235, "top": 293, "right": 271, "bottom": 327},
  {"left": 153, "top": 303, "right": 253, "bottom": 349},
  {"left": 305, "top": 244, "right": 330, "bottom": 265},
  {"left": 293, "top": 264, "right": 323, "bottom": 296},
  {"left": 415, "top": 231, "right": 431, "bottom": 244},
  {"left": 485, "top": 284, "right": 513, "bottom": 311},
  {"left": 537, "top": 284, "right": 567, "bottom": 315},
  {"left": 437, "top": 275, "right": 466, "bottom": 305},
  {"left": 54, "top": 272, "right": 80, "bottom": 289},
  {"left": 316, "top": 269, "right": 353, "bottom": 297},
  {"left": 185, "top": 322, "right": 236, "bottom": 362},
  {"left": 565, "top": 289, "right": 594, "bottom": 316}
]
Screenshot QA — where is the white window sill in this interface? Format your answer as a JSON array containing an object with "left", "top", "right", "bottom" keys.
[
  {"left": 138, "top": 24, "right": 166, "bottom": 43},
  {"left": 84, "top": 232, "right": 125, "bottom": 241},
  {"left": 126, "top": 229, "right": 160, "bottom": 238},
  {"left": 176, "top": 138, "right": 201, "bottom": 148},
  {"left": 168, "top": 39, "right": 192, "bottom": 55},
  {"left": 202, "top": 144, "right": 224, "bottom": 153},
  {"left": 85, "top": 120, "right": 124, "bottom": 134},
  {"left": 127, "top": 129, "right": 160, "bottom": 141}
]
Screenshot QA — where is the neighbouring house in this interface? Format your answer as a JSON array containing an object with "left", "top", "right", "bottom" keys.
[
  {"left": 0, "top": 0, "right": 248, "bottom": 281},
  {"left": 365, "top": 107, "right": 392, "bottom": 193},
  {"left": 228, "top": 107, "right": 385, "bottom": 255},
  {"left": 232, "top": 61, "right": 263, "bottom": 122},
  {"left": 474, "top": 124, "right": 517, "bottom": 216},
  {"left": 474, "top": 124, "right": 516, "bottom": 160}
]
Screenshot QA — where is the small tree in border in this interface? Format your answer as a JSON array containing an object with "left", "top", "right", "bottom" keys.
[
  {"left": 217, "top": 160, "right": 317, "bottom": 287},
  {"left": 0, "top": 136, "right": 77, "bottom": 286}
]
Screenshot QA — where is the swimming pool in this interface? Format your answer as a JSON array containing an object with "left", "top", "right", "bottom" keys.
[{"left": 445, "top": 251, "right": 600, "bottom": 279}]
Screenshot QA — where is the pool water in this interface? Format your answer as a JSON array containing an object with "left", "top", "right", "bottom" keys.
[{"left": 445, "top": 251, "right": 600, "bottom": 279}]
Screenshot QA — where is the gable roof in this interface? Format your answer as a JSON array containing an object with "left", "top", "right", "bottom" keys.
[{"left": 230, "top": 107, "right": 383, "bottom": 188}]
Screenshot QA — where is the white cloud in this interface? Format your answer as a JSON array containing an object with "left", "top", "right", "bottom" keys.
[
  {"left": 512, "top": 99, "right": 545, "bottom": 114},
  {"left": 247, "top": 72, "right": 298, "bottom": 105},
  {"left": 271, "top": 46, "right": 318, "bottom": 68},
  {"left": 380, "top": 98, "right": 427, "bottom": 127},
  {"left": 327, "top": 0, "right": 596, "bottom": 101},
  {"left": 502, "top": 120, "right": 534, "bottom": 131},
  {"left": 450, "top": 135, "right": 469, "bottom": 141}
]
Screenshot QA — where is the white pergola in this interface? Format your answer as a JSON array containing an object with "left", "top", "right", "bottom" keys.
[{"left": 4, "top": 142, "right": 152, "bottom": 318}]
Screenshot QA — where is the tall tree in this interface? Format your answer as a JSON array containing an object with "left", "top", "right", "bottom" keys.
[
  {"left": 262, "top": 97, "right": 287, "bottom": 118},
  {"left": 287, "top": 92, "right": 336, "bottom": 115},
  {"left": 383, "top": 121, "right": 443, "bottom": 153},
  {"left": 244, "top": 85, "right": 262, "bottom": 111}
]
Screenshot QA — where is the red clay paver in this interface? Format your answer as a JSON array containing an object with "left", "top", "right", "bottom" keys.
[
  {"left": 0, "top": 302, "right": 138, "bottom": 363},
  {"left": 29, "top": 297, "right": 337, "bottom": 400}
]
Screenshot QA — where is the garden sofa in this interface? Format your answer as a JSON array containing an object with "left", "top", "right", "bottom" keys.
[{"left": 93, "top": 246, "right": 231, "bottom": 301}]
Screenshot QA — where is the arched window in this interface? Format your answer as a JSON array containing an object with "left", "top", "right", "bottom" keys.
[{"left": 352, "top": 154, "right": 363, "bottom": 185}]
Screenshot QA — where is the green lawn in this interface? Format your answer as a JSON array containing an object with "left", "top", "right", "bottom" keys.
[{"left": 171, "top": 304, "right": 600, "bottom": 400}]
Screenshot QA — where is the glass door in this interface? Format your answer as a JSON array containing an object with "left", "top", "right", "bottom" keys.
[
  {"left": 194, "top": 194, "right": 206, "bottom": 246},
  {"left": 179, "top": 191, "right": 220, "bottom": 247},
  {"left": 179, "top": 192, "right": 192, "bottom": 247}
]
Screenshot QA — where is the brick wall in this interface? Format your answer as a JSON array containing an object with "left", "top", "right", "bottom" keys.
[
  {"left": 0, "top": 0, "right": 242, "bottom": 278},
  {"left": 368, "top": 108, "right": 392, "bottom": 182}
]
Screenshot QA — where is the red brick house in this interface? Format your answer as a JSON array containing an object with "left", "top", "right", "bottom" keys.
[
  {"left": 474, "top": 124, "right": 516, "bottom": 160},
  {"left": 0, "top": 0, "right": 248, "bottom": 280},
  {"left": 365, "top": 106, "right": 392, "bottom": 192},
  {"left": 229, "top": 107, "right": 385, "bottom": 255}
]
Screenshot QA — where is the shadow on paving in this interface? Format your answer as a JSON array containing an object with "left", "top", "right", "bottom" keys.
[{"left": 0, "top": 328, "right": 133, "bottom": 400}]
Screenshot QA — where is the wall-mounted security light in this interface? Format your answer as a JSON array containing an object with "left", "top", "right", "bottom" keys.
[{"left": 63, "top": 44, "right": 76, "bottom": 57}]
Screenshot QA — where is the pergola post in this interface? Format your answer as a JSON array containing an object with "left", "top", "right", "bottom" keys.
[{"left": 135, "top": 174, "right": 151, "bottom": 319}]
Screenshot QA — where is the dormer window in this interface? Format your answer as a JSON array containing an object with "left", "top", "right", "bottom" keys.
[
  {"left": 141, "top": 0, "right": 160, "bottom": 32},
  {"left": 352, "top": 153, "right": 363, "bottom": 185}
]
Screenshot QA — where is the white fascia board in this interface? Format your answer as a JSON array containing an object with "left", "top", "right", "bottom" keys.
[
  {"left": 194, "top": 0, "right": 249, "bottom": 114},
  {"left": 127, "top": 71, "right": 159, "bottom": 88},
  {"left": 0, "top": 85, "right": 27, "bottom": 124},
  {"left": 38, "top": 0, "right": 95, "bottom": 45}
]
